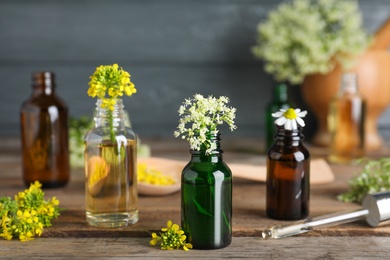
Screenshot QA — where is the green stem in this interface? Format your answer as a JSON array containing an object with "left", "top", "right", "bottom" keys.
[{"left": 108, "top": 110, "right": 116, "bottom": 144}]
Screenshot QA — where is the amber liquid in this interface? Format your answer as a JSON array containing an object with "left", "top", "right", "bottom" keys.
[
  {"left": 266, "top": 157, "right": 310, "bottom": 220},
  {"left": 20, "top": 104, "right": 69, "bottom": 188},
  {"left": 84, "top": 140, "right": 138, "bottom": 227},
  {"left": 328, "top": 96, "right": 365, "bottom": 163}
]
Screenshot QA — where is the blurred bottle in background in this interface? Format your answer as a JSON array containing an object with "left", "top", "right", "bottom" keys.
[
  {"left": 328, "top": 73, "right": 366, "bottom": 163},
  {"left": 265, "top": 83, "right": 291, "bottom": 151},
  {"left": 20, "top": 72, "right": 70, "bottom": 188}
]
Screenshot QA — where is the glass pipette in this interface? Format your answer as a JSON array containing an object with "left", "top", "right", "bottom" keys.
[{"left": 262, "top": 190, "right": 390, "bottom": 239}]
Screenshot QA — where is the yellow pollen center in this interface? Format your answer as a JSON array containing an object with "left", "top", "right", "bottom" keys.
[{"left": 283, "top": 108, "right": 297, "bottom": 119}]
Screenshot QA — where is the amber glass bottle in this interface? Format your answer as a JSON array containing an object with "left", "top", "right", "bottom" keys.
[
  {"left": 328, "top": 73, "right": 365, "bottom": 163},
  {"left": 265, "top": 83, "right": 290, "bottom": 150},
  {"left": 266, "top": 126, "right": 310, "bottom": 220},
  {"left": 181, "top": 133, "right": 232, "bottom": 249},
  {"left": 20, "top": 72, "right": 70, "bottom": 188}
]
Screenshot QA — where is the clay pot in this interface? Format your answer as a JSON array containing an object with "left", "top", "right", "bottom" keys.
[{"left": 302, "top": 19, "right": 390, "bottom": 150}]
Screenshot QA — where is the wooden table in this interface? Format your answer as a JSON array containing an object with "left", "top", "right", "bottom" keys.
[{"left": 1, "top": 137, "right": 390, "bottom": 259}]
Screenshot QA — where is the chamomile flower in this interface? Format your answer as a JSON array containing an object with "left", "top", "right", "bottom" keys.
[{"left": 272, "top": 108, "right": 307, "bottom": 131}]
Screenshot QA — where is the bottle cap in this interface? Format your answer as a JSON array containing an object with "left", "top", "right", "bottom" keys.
[{"left": 362, "top": 191, "right": 390, "bottom": 227}]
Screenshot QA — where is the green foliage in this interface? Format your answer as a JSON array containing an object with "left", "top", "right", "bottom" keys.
[
  {"left": 252, "top": 0, "right": 370, "bottom": 84},
  {"left": 69, "top": 116, "right": 93, "bottom": 168},
  {"left": 338, "top": 158, "right": 390, "bottom": 203}
]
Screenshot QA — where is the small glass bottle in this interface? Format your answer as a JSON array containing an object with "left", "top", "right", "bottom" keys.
[
  {"left": 181, "top": 133, "right": 232, "bottom": 249},
  {"left": 84, "top": 99, "right": 138, "bottom": 227},
  {"left": 266, "top": 126, "right": 310, "bottom": 220},
  {"left": 265, "top": 83, "right": 290, "bottom": 150},
  {"left": 20, "top": 72, "right": 70, "bottom": 188},
  {"left": 328, "top": 73, "right": 366, "bottom": 163}
]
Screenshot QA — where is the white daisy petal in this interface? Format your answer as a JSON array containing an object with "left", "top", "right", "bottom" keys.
[
  {"left": 275, "top": 117, "right": 287, "bottom": 126},
  {"left": 291, "top": 118, "right": 297, "bottom": 130},
  {"left": 296, "top": 117, "right": 305, "bottom": 127},
  {"left": 285, "top": 119, "right": 292, "bottom": 130},
  {"left": 298, "top": 110, "right": 307, "bottom": 117},
  {"left": 272, "top": 111, "right": 284, "bottom": 117},
  {"left": 295, "top": 108, "right": 301, "bottom": 113}
]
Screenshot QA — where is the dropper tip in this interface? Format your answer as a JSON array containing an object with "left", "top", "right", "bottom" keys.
[{"left": 262, "top": 228, "right": 273, "bottom": 239}]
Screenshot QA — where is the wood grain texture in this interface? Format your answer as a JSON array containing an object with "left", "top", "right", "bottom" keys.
[
  {"left": 0, "top": 0, "right": 390, "bottom": 140},
  {"left": 1, "top": 138, "right": 390, "bottom": 258},
  {"left": 1, "top": 237, "right": 390, "bottom": 259}
]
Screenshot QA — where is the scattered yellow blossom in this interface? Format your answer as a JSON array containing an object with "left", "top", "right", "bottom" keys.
[
  {"left": 150, "top": 220, "right": 192, "bottom": 251},
  {"left": 138, "top": 164, "right": 176, "bottom": 186},
  {"left": 0, "top": 181, "right": 60, "bottom": 242}
]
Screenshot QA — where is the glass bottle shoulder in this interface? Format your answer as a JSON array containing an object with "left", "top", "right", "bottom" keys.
[
  {"left": 268, "top": 144, "right": 310, "bottom": 162},
  {"left": 182, "top": 158, "right": 232, "bottom": 184},
  {"left": 21, "top": 93, "right": 67, "bottom": 112}
]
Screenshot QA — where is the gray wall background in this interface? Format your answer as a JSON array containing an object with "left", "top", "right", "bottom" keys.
[{"left": 1, "top": 0, "right": 390, "bottom": 142}]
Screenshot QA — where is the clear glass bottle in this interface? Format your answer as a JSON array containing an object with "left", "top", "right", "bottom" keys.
[
  {"left": 328, "top": 73, "right": 366, "bottom": 163},
  {"left": 265, "top": 83, "right": 291, "bottom": 150},
  {"left": 20, "top": 72, "right": 70, "bottom": 188},
  {"left": 181, "top": 133, "right": 232, "bottom": 249},
  {"left": 84, "top": 99, "right": 138, "bottom": 227},
  {"left": 266, "top": 126, "right": 310, "bottom": 220}
]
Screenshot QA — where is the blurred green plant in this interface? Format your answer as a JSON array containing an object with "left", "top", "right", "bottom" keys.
[
  {"left": 69, "top": 116, "right": 93, "bottom": 168},
  {"left": 338, "top": 158, "right": 390, "bottom": 203},
  {"left": 252, "top": 0, "right": 370, "bottom": 84}
]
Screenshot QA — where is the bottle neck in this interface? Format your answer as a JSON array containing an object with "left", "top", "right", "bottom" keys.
[
  {"left": 340, "top": 73, "right": 358, "bottom": 95},
  {"left": 273, "top": 83, "right": 288, "bottom": 103},
  {"left": 274, "top": 126, "right": 303, "bottom": 147},
  {"left": 32, "top": 71, "right": 55, "bottom": 95},
  {"left": 190, "top": 132, "right": 223, "bottom": 162},
  {"left": 94, "top": 99, "right": 126, "bottom": 129}
]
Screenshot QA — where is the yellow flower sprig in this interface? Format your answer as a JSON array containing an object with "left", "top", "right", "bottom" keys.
[
  {"left": 88, "top": 64, "right": 136, "bottom": 111},
  {"left": 150, "top": 220, "right": 192, "bottom": 251},
  {"left": 0, "top": 181, "right": 60, "bottom": 242},
  {"left": 87, "top": 64, "right": 136, "bottom": 143}
]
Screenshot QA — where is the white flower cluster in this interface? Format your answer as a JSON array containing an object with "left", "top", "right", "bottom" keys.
[
  {"left": 252, "top": 0, "right": 370, "bottom": 84},
  {"left": 174, "top": 94, "right": 237, "bottom": 154}
]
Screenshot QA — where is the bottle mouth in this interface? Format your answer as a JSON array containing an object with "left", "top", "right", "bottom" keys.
[{"left": 32, "top": 72, "right": 55, "bottom": 87}]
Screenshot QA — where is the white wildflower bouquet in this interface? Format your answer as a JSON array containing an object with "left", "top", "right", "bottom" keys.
[
  {"left": 252, "top": 0, "right": 370, "bottom": 84},
  {"left": 174, "top": 94, "right": 237, "bottom": 154}
]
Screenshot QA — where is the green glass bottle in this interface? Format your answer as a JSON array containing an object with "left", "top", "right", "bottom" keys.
[
  {"left": 181, "top": 133, "right": 232, "bottom": 249},
  {"left": 265, "top": 83, "right": 290, "bottom": 150}
]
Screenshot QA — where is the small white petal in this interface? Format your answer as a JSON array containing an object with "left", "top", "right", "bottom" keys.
[
  {"left": 272, "top": 111, "right": 284, "bottom": 118},
  {"left": 296, "top": 117, "right": 305, "bottom": 127},
  {"left": 297, "top": 110, "right": 307, "bottom": 117},
  {"left": 285, "top": 119, "right": 292, "bottom": 130},
  {"left": 291, "top": 119, "right": 297, "bottom": 130},
  {"left": 295, "top": 108, "right": 301, "bottom": 113},
  {"left": 275, "top": 117, "right": 287, "bottom": 126}
]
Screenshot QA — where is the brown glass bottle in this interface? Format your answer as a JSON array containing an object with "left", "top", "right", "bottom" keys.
[
  {"left": 20, "top": 72, "right": 70, "bottom": 188},
  {"left": 328, "top": 73, "right": 365, "bottom": 164},
  {"left": 266, "top": 126, "right": 310, "bottom": 220}
]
